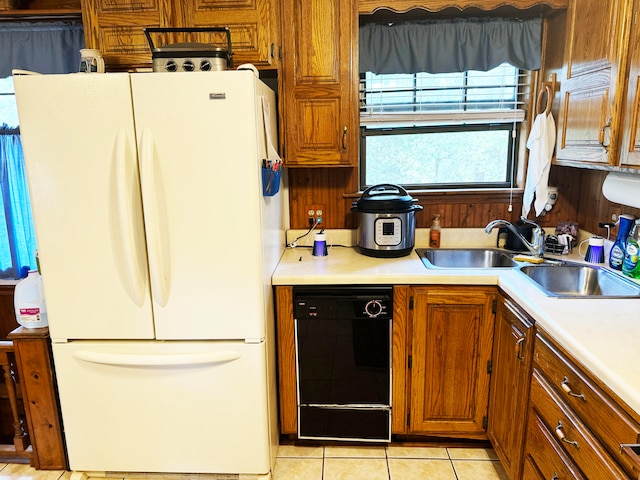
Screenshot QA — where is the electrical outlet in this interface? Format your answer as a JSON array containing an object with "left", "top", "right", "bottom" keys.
[{"left": 305, "top": 205, "right": 325, "bottom": 226}]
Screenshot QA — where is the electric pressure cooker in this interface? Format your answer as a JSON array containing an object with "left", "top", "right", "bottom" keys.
[{"left": 351, "top": 184, "right": 423, "bottom": 258}]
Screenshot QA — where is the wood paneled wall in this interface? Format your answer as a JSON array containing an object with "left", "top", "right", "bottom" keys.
[
  {"left": 288, "top": 167, "right": 530, "bottom": 230},
  {"left": 549, "top": 166, "right": 640, "bottom": 236},
  {"left": 287, "top": 164, "right": 640, "bottom": 236}
]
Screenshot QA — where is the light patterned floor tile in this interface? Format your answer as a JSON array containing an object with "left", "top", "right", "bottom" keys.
[
  {"left": 272, "top": 458, "right": 323, "bottom": 480},
  {"left": 388, "top": 458, "right": 456, "bottom": 480},
  {"left": 323, "top": 458, "right": 388, "bottom": 480},
  {"left": 324, "top": 446, "right": 386, "bottom": 458},
  {"left": 277, "top": 445, "right": 324, "bottom": 458},
  {"left": 0, "top": 464, "right": 66, "bottom": 480},
  {"left": 385, "top": 445, "right": 448, "bottom": 459},
  {"left": 447, "top": 447, "right": 498, "bottom": 460},
  {"left": 452, "top": 460, "right": 509, "bottom": 480}
]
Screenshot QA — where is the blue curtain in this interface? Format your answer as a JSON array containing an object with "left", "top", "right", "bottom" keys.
[
  {"left": 0, "top": 125, "right": 36, "bottom": 279},
  {"left": 360, "top": 17, "right": 542, "bottom": 74},
  {"left": 0, "top": 21, "right": 84, "bottom": 77},
  {"left": 0, "top": 22, "right": 84, "bottom": 278}
]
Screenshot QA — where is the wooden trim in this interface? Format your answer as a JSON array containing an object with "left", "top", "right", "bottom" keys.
[
  {"left": 0, "top": 9, "right": 80, "bottom": 18},
  {"left": 358, "top": 0, "right": 569, "bottom": 14},
  {"left": 391, "top": 285, "right": 409, "bottom": 434},
  {"left": 275, "top": 286, "right": 297, "bottom": 434}
]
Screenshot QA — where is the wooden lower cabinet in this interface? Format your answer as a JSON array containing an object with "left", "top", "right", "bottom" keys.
[
  {"left": 487, "top": 295, "right": 534, "bottom": 480},
  {"left": 408, "top": 286, "right": 496, "bottom": 438},
  {"left": 524, "top": 331, "right": 640, "bottom": 479},
  {"left": 275, "top": 284, "right": 497, "bottom": 439}
]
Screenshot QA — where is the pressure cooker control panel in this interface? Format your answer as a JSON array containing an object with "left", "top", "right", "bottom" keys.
[{"left": 374, "top": 217, "right": 402, "bottom": 246}]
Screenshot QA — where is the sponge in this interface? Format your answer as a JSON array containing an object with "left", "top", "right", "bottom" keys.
[{"left": 513, "top": 255, "right": 545, "bottom": 264}]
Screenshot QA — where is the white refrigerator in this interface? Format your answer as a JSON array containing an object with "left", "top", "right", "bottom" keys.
[{"left": 14, "top": 71, "right": 285, "bottom": 477}]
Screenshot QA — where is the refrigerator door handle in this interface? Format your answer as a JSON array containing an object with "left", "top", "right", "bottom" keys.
[
  {"left": 139, "top": 127, "right": 170, "bottom": 307},
  {"left": 113, "top": 128, "right": 147, "bottom": 306},
  {"left": 73, "top": 349, "right": 241, "bottom": 367}
]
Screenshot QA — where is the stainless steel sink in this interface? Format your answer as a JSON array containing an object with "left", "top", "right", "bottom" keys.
[
  {"left": 518, "top": 264, "right": 640, "bottom": 298},
  {"left": 416, "top": 248, "right": 518, "bottom": 269}
]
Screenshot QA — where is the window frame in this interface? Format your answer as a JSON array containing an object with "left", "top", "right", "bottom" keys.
[
  {"left": 358, "top": 66, "right": 527, "bottom": 192},
  {"left": 359, "top": 123, "right": 520, "bottom": 191}
]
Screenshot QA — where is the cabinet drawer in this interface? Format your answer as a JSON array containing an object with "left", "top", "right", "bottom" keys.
[
  {"left": 535, "top": 334, "right": 640, "bottom": 475},
  {"left": 523, "top": 409, "right": 586, "bottom": 480},
  {"left": 530, "top": 369, "right": 628, "bottom": 479}
]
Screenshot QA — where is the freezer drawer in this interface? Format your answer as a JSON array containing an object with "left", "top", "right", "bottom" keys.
[{"left": 52, "top": 340, "right": 273, "bottom": 474}]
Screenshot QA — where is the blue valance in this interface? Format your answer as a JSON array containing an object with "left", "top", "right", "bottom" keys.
[
  {"left": 0, "top": 21, "right": 85, "bottom": 78},
  {"left": 359, "top": 17, "right": 542, "bottom": 74}
]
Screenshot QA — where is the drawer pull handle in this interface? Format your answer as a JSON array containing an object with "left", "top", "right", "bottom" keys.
[
  {"left": 561, "top": 377, "right": 586, "bottom": 401},
  {"left": 551, "top": 473, "right": 559, "bottom": 480},
  {"left": 555, "top": 421, "right": 579, "bottom": 449},
  {"left": 515, "top": 336, "right": 526, "bottom": 362}
]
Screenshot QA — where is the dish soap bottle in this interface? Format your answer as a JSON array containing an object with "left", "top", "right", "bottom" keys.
[
  {"left": 430, "top": 215, "right": 441, "bottom": 248},
  {"left": 610, "top": 214, "right": 635, "bottom": 270},
  {"left": 622, "top": 219, "right": 640, "bottom": 278}
]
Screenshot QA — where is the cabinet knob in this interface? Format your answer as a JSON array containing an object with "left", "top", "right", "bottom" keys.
[
  {"left": 560, "top": 376, "right": 586, "bottom": 401},
  {"left": 342, "top": 126, "right": 347, "bottom": 152},
  {"left": 555, "top": 421, "right": 579, "bottom": 449},
  {"left": 514, "top": 336, "right": 526, "bottom": 362},
  {"left": 599, "top": 117, "right": 612, "bottom": 151}
]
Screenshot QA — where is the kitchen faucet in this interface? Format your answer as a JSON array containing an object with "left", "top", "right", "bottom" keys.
[{"left": 485, "top": 217, "right": 546, "bottom": 258}]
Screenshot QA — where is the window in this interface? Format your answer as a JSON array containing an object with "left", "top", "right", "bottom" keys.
[
  {"left": 0, "top": 77, "right": 38, "bottom": 279},
  {"left": 360, "top": 63, "right": 527, "bottom": 190}
]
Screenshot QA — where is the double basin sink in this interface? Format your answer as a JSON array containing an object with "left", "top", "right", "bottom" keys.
[{"left": 415, "top": 248, "right": 640, "bottom": 299}]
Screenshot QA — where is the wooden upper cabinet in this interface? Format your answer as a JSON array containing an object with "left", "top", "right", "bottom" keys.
[
  {"left": 81, "top": 0, "right": 178, "bottom": 70},
  {"left": 279, "top": 0, "right": 358, "bottom": 167},
  {"left": 409, "top": 286, "right": 495, "bottom": 438},
  {"left": 184, "top": 0, "right": 280, "bottom": 69},
  {"left": 554, "top": 0, "right": 633, "bottom": 166},
  {"left": 81, "top": 0, "right": 279, "bottom": 71},
  {"left": 359, "top": 0, "right": 568, "bottom": 14},
  {"left": 620, "top": 0, "right": 640, "bottom": 168}
]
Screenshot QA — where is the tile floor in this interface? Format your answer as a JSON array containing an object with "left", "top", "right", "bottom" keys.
[
  {"left": 0, "top": 444, "right": 508, "bottom": 480},
  {"left": 273, "top": 444, "right": 509, "bottom": 480}
]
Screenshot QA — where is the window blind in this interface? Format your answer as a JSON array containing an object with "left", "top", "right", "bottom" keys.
[{"left": 360, "top": 64, "right": 529, "bottom": 126}]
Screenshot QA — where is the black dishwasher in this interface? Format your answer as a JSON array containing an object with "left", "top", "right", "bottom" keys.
[{"left": 294, "top": 286, "right": 392, "bottom": 442}]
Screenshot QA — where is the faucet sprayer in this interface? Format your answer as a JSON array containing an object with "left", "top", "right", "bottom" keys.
[{"left": 485, "top": 217, "right": 546, "bottom": 258}]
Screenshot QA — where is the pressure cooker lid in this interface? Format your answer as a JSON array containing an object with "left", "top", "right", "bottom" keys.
[{"left": 352, "top": 183, "right": 419, "bottom": 212}]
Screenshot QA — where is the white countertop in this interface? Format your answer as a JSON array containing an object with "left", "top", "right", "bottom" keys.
[{"left": 272, "top": 230, "right": 640, "bottom": 418}]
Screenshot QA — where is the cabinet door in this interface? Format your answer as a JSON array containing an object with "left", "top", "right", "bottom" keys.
[
  {"left": 409, "top": 287, "right": 495, "bottom": 437},
  {"left": 280, "top": 0, "right": 358, "bottom": 166},
  {"left": 555, "top": 0, "right": 631, "bottom": 166},
  {"left": 185, "top": 0, "right": 280, "bottom": 68},
  {"left": 487, "top": 296, "right": 533, "bottom": 480},
  {"left": 621, "top": 0, "right": 640, "bottom": 168},
  {"left": 81, "top": 0, "right": 181, "bottom": 71}
]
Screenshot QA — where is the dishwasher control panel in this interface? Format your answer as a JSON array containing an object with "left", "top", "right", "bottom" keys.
[{"left": 293, "top": 286, "right": 392, "bottom": 320}]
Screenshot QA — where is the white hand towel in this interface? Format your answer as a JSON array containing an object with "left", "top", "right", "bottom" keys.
[{"left": 522, "top": 112, "right": 556, "bottom": 217}]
